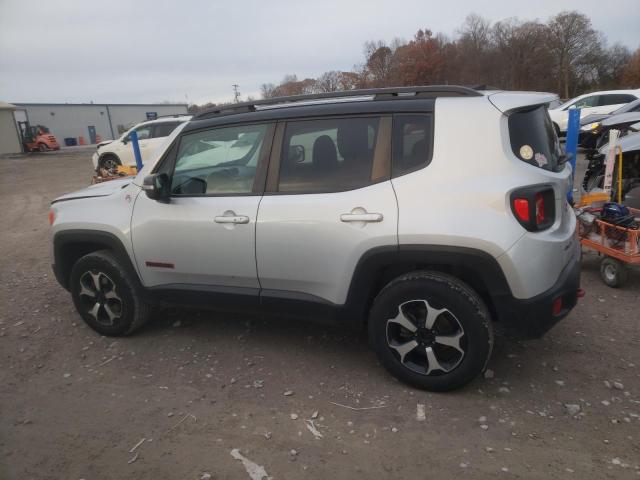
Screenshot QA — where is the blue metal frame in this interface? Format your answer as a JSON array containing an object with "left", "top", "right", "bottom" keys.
[
  {"left": 565, "top": 108, "right": 581, "bottom": 203},
  {"left": 130, "top": 130, "right": 143, "bottom": 171}
]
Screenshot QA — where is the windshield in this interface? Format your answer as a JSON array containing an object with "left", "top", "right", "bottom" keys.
[{"left": 614, "top": 98, "right": 640, "bottom": 114}]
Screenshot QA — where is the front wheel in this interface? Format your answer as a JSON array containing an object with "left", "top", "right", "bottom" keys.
[
  {"left": 369, "top": 271, "right": 493, "bottom": 392},
  {"left": 70, "top": 250, "right": 151, "bottom": 336},
  {"left": 38, "top": 143, "right": 47, "bottom": 152},
  {"left": 99, "top": 154, "right": 121, "bottom": 173}
]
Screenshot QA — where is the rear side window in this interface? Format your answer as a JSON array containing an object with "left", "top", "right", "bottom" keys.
[
  {"left": 508, "top": 106, "right": 561, "bottom": 171},
  {"left": 392, "top": 114, "right": 432, "bottom": 177},
  {"left": 153, "top": 122, "right": 180, "bottom": 138},
  {"left": 600, "top": 94, "right": 636, "bottom": 106},
  {"left": 278, "top": 117, "right": 380, "bottom": 193}
]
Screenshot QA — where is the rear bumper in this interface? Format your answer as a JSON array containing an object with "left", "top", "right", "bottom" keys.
[{"left": 494, "top": 246, "right": 581, "bottom": 338}]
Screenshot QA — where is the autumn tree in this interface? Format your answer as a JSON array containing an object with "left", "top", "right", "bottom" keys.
[
  {"left": 391, "top": 29, "right": 443, "bottom": 85},
  {"left": 621, "top": 48, "right": 640, "bottom": 87}
]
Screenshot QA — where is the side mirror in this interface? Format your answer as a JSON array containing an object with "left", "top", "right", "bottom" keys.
[
  {"left": 122, "top": 136, "right": 129, "bottom": 145},
  {"left": 289, "top": 144, "right": 305, "bottom": 163},
  {"left": 142, "top": 173, "right": 170, "bottom": 202}
]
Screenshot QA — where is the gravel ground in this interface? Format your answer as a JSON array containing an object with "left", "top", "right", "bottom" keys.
[{"left": 0, "top": 149, "right": 639, "bottom": 480}]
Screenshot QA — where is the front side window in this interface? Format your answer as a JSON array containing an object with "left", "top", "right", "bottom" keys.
[
  {"left": 170, "top": 124, "right": 267, "bottom": 195},
  {"left": 133, "top": 125, "right": 152, "bottom": 140},
  {"left": 392, "top": 114, "right": 432, "bottom": 177},
  {"left": 569, "top": 96, "right": 598, "bottom": 109},
  {"left": 278, "top": 117, "right": 380, "bottom": 193}
]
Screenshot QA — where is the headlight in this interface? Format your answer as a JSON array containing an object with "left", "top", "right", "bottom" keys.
[{"left": 580, "top": 122, "right": 601, "bottom": 132}]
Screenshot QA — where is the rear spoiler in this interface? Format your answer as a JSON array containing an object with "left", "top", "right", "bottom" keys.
[{"left": 488, "top": 92, "right": 559, "bottom": 114}]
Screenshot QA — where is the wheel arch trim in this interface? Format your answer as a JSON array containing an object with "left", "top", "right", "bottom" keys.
[
  {"left": 342, "top": 244, "right": 513, "bottom": 325},
  {"left": 52, "top": 229, "right": 141, "bottom": 291}
]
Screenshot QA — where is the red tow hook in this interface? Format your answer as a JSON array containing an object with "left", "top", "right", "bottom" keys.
[{"left": 577, "top": 288, "right": 586, "bottom": 299}]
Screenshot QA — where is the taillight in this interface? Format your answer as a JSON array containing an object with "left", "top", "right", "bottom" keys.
[
  {"left": 510, "top": 186, "right": 555, "bottom": 231},
  {"left": 48, "top": 209, "right": 55, "bottom": 226},
  {"left": 513, "top": 199, "right": 530, "bottom": 222}
]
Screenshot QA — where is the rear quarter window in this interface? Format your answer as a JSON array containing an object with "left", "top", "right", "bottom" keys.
[{"left": 508, "top": 106, "right": 562, "bottom": 171}]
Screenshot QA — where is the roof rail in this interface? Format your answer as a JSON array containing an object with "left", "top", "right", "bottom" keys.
[
  {"left": 193, "top": 85, "right": 482, "bottom": 120},
  {"left": 156, "top": 113, "right": 193, "bottom": 119}
]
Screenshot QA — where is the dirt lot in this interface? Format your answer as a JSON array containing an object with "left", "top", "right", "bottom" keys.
[{"left": 0, "top": 148, "right": 639, "bottom": 480}]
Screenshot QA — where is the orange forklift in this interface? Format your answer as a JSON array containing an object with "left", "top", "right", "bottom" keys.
[{"left": 17, "top": 121, "right": 60, "bottom": 152}]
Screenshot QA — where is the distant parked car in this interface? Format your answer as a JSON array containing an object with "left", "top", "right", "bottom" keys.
[
  {"left": 92, "top": 116, "right": 191, "bottom": 172},
  {"left": 548, "top": 89, "right": 640, "bottom": 136},
  {"left": 579, "top": 99, "right": 640, "bottom": 151}
]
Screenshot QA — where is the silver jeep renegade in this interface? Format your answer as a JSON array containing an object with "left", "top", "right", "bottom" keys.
[{"left": 50, "top": 86, "right": 581, "bottom": 391}]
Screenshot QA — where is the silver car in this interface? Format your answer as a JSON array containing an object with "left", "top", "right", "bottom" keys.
[{"left": 50, "top": 86, "right": 581, "bottom": 391}]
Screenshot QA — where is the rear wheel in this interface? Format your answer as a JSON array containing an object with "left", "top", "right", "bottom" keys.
[
  {"left": 600, "top": 257, "right": 628, "bottom": 288},
  {"left": 70, "top": 250, "right": 151, "bottom": 336},
  {"left": 369, "top": 271, "right": 493, "bottom": 391}
]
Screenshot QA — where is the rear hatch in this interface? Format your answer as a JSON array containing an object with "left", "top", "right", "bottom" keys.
[{"left": 492, "top": 92, "right": 573, "bottom": 246}]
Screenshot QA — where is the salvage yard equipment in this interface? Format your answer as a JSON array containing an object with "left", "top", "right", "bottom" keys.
[
  {"left": 17, "top": 122, "right": 60, "bottom": 152},
  {"left": 578, "top": 204, "right": 640, "bottom": 287},
  {"left": 91, "top": 165, "right": 137, "bottom": 184}
]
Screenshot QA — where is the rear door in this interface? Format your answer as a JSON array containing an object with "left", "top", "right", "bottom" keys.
[{"left": 256, "top": 115, "right": 397, "bottom": 308}]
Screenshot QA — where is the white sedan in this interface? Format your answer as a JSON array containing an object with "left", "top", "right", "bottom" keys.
[
  {"left": 92, "top": 116, "right": 191, "bottom": 172},
  {"left": 548, "top": 89, "right": 640, "bottom": 135}
]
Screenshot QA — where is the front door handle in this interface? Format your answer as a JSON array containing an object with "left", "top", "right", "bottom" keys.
[
  {"left": 340, "top": 212, "right": 383, "bottom": 223},
  {"left": 214, "top": 211, "right": 250, "bottom": 224}
]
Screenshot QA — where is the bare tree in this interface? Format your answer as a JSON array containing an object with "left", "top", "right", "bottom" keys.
[
  {"left": 314, "top": 71, "right": 343, "bottom": 92},
  {"left": 546, "top": 11, "right": 601, "bottom": 98},
  {"left": 363, "top": 41, "right": 395, "bottom": 86}
]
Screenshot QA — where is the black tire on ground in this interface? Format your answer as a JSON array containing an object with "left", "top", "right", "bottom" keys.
[
  {"left": 368, "top": 271, "right": 493, "bottom": 392},
  {"left": 70, "top": 250, "right": 151, "bottom": 336},
  {"left": 38, "top": 143, "right": 47, "bottom": 152},
  {"left": 99, "top": 154, "right": 121, "bottom": 172},
  {"left": 600, "top": 257, "right": 628, "bottom": 288}
]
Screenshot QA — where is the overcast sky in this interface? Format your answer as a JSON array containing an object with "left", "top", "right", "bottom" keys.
[{"left": 0, "top": 0, "right": 638, "bottom": 105}]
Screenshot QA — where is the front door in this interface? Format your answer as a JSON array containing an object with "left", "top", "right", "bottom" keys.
[{"left": 131, "top": 122, "right": 274, "bottom": 293}]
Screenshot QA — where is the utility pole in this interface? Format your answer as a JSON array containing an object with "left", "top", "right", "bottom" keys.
[{"left": 232, "top": 84, "right": 241, "bottom": 103}]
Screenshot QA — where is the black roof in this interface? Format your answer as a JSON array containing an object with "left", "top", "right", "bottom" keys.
[{"left": 185, "top": 86, "right": 481, "bottom": 133}]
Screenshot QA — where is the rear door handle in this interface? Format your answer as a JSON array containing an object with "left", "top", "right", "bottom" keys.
[
  {"left": 214, "top": 212, "right": 250, "bottom": 224},
  {"left": 340, "top": 212, "right": 383, "bottom": 223}
]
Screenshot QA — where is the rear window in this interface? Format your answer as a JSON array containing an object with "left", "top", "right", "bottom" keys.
[{"left": 508, "top": 106, "right": 562, "bottom": 171}]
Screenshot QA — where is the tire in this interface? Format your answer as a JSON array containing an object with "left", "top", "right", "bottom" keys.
[
  {"left": 38, "top": 143, "right": 47, "bottom": 152},
  {"left": 600, "top": 257, "right": 628, "bottom": 288},
  {"left": 583, "top": 166, "right": 605, "bottom": 192},
  {"left": 70, "top": 250, "right": 151, "bottom": 336},
  {"left": 99, "top": 154, "right": 121, "bottom": 172},
  {"left": 368, "top": 271, "right": 493, "bottom": 392}
]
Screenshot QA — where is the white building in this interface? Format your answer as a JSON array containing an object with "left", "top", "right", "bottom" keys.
[{"left": 12, "top": 103, "right": 188, "bottom": 146}]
